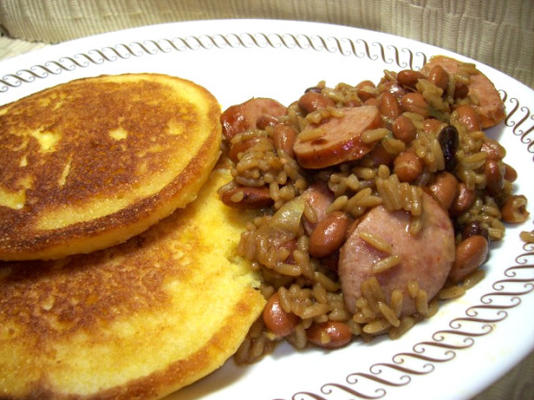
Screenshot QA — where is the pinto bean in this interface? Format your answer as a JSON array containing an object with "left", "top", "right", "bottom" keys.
[
  {"left": 449, "top": 235, "right": 489, "bottom": 283},
  {"left": 503, "top": 163, "right": 518, "bottom": 182},
  {"left": 454, "top": 104, "right": 480, "bottom": 132},
  {"left": 301, "top": 182, "right": 335, "bottom": 234},
  {"left": 397, "top": 69, "right": 425, "bottom": 89},
  {"left": 220, "top": 186, "right": 274, "bottom": 209},
  {"left": 263, "top": 293, "right": 299, "bottom": 337},
  {"left": 298, "top": 91, "right": 335, "bottom": 114},
  {"left": 394, "top": 151, "right": 423, "bottom": 182},
  {"left": 309, "top": 211, "right": 351, "bottom": 258},
  {"left": 364, "top": 97, "right": 379, "bottom": 107},
  {"left": 423, "top": 118, "right": 446, "bottom": 135},
  {"left": 306, "top": 321, "right": 352, "bottom": 348},
  {"left": 380, "top": 80, "right": 407, "bottom": 99},
  {"left": 450, "top": 183, "right": 476, "bottom": 216},
  {"left": 355, "top": 80, "right": 377, "bottom": 101},
  {"left": 392, "top": 115, "right": 417, "bottom": 143},
  {"left": 428, "top": 64, "right": 449, "bottom": 90},
  {"left": 484, "top": 159, "right": 504, "bottom": 196},
  {"left": 400, "top": 92, "right": 429, "bottom": 117},
  {"left": 481, "top": 138, "right": 506, "bottom": 161},
  {"left": 273, "top": 124, "right": 297, "bottom": 158},
  {"left": 427, "top": 172, "right": 458, "bottom": 210},
  {"left": 501, "top": 195, "right": 529, "bottom": 223},
  {"left": 454, "top": 82, "right": 469, "bottom": 99},
  {"left": 379, "top": 92, "right": 401, "bottom": 120}
]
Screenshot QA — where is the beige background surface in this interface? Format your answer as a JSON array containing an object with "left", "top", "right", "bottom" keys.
[
  {"left": 0, "top": 1, "right": 533, "bottom": 399},
  {"left": 0, "top": 0, "right": 533, "bottom": 88}
]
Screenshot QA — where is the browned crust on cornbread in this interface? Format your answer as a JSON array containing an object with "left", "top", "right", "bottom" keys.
[
  {"left": 0, "top": 169, "right": 265, "bottom": 399},
  {"left": 0, "top": 73, "right": 222, "bottom": 260}
]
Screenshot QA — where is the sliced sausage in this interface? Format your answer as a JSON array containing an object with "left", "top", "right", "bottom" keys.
[
  {"left": 220, "top": 97, "right": 287, "bottom": 139},
  {"left": 300, "top": 182, "right": 334, "bottom": 235},
  {"left": 339, "top": 192, "right": 455, "bottom": 316},
  {"left": 421, "top": 56, "right": 505, "bottom": 129},
  {"left": 293, "top": 105, "right": 382, "bottom": 169},
  {"left": 220, "top": 185, "right": 274, "bottom": 209}
]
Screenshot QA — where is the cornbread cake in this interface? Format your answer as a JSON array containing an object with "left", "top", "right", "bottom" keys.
[
  {"left": 0, "top": 168, "right": 265, "bottom": 399},
  {"left": 0, "top": 73, "right": 221, "bottom": 260}
]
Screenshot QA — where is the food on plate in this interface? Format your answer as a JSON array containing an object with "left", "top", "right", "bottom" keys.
[
  {"left": 0, "top": 73, "right": 221, "bottom": 261},
  {"left": 218, "top": 55, "right": 529, "bottom": 362},
  {"left": 0, "top": 168, "right": 265, "bottom": 399}
]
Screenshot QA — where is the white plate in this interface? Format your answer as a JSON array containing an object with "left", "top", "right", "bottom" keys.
[{"left": 1, "top": 19, "right": 533, "bottom": 400}]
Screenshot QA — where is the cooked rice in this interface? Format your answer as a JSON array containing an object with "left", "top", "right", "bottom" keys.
[{"left": 220, "top": 59, "right": 527, "bottom": 363}]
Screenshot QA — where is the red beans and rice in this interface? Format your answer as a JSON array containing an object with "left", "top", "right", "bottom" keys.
[{"left": 218, "top": 56, "right": 529, "bottom": 364}]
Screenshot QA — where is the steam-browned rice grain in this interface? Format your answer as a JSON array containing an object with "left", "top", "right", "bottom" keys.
[
  {"left": 314, "top": 271, "right": 340, "bottom": 291},
  {"left": 303, "top": 201, "right": 318, "bottom": 224},
  {"left": 462, "top": 268, "right": 485, "bottom": 289},
  {"left": 296, "top": 235, "right": 309, "bottom": 253},
  {"left": 345, "top": 174, "right": 360, "bottom": 191},
  {"left": 329, "top": 306, "right": 350, "bottom": 321},
  {"left": 292, "top": 324, "right": 307, "bottom": 349},
  {"left": 275, "top": 262, "right": 302, "bottom": 276},
  {"left": 347, "top": 319, "right": 362, "bottom": 336},
  {"left": 299, "top": 303, "right": 331, "bottom": 319},
  {"left": 230, "top": 190, "right": 245, "bottom": 203},
  {"left": 408, "top": 215, "right": 423, "bottom": 235},
  {"left": 359, "top": 231, "right": 392, "bottom": 253},
  {"left": 407, "top": 280, "right": 419, "bottom": 298},
  {"left": 390, "top": 289, "right": 403, "bottom": 317},
  {"left": 438, "top": 284, "right": 466, "bottom": 300},
  {"left": 381, "top": 136, "right": 406, "bottom": 154},
  {"left": 361, "top": 277, "right": 386, "bottom": 311},
  {"left": 460, "top": 152, "right": 487, "bottom": 170},
  {"left": 415, "top": 289, "right": 429, "bottom": 316},
  {"left": 427, "top": 298, "right": 439, "bottom": 317},
  {"left": 250, "top": 335, "right": 267, "bottom": 359},
  {"left": 278, "top": 287, "right": 292, "bottom": 313},
  {"left": 293, "top": 249, "right": 310, "bottom": 270},
  {"left": 313, "top": 283, "right": 328, "bottom": 304},
  {"left": 298, "top": 127, "right": 325, "bottom": 142},
  {"left": 363, "top": 318, "right": 391, "bottom": 334},
  {"left": 372, "top": 255, "right": 401, "bottom": 273},
  {"left": 378, "top": 301, "right": 400, "bottom": 327},
  {"left": 378, "top": 164, "right": 390, "bottom": 179},
  {"left": 388, "top": 316, "right": 416, "bottom": 339},
  {"left": 353, "top": 167, "right": 376, "bottom": 180},
  {"left": 361, "top": 128, "right": 390, "bottom": 144}
]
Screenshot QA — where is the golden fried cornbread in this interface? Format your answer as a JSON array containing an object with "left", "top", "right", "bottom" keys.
[
  {"left": 0, "top": 73, "right": 221, "bottom": 260},
  {"left": 0, "top": 168, "right": 265, "bottom": 399}
]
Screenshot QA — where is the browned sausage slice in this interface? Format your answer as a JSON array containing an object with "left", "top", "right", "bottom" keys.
[
  {"left": 421, "top": 56, "right": 505, "bottom": 129},
  {"left": 220, "top": 98, "right": 287, "bottom": 139},
  {"left": 293, "top": 105, "right": 382, "bottom": 169},
  {"left": 220, "top": 185, "right": 274, "bottom": 209},
  {"left": 339, "top": 192, "right": 455, "bottom": 316}
]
